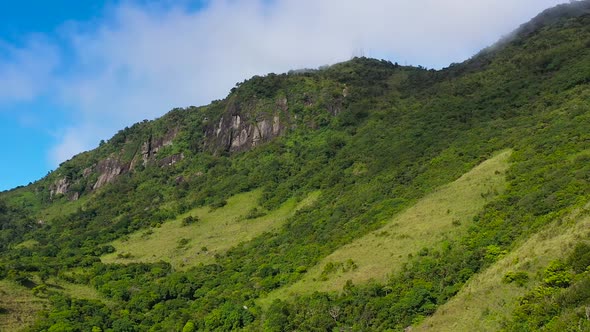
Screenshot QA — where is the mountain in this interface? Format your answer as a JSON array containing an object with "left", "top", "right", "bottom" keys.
[{"left": 2, "top": 1, "right": 590, "bottom": 331}]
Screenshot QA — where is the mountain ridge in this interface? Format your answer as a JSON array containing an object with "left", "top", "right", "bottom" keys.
[
  {"left": 5, "top": 2, "right": 590, "bottom": 199},
  {"left": 1, "top": 1, "right": 590, "bottom": 331}
]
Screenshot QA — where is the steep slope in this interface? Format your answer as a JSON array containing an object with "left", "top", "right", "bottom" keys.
[
  {"left": 1, "top": 2, "right": 590, "bottom": 331},
  {"left": 263, "top": 150, "right": 510, "bottom": 303},
  {"left": 0, "top": 280, "right": 47, "bottom": 331},
  {"left": 416, "top": 203, "right": 590, "bottom": 331},
  {"left": 101, "top": 190, "right": 320, "bottom": 269}
]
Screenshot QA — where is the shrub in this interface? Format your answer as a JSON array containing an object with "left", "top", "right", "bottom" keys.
[
  {"left": 543, "top": 261, "right": 573, "bottom": 288},
  {"left": 567, "top": 242, "right": 590, "bottom": 273},
  {"left": 117, "top": 253, "right": 134, "bottom": 259},
  {"left": 210, "top": 199, "right": 228, "bottom": 210},
  {"left": 245, "top": 207, "right": 266, "bottom": 220},
  {"left": 177, "top": 238, "right": 191, "bottom": 249},
  {"left": 182, "top": 215, "right": 199, "bottom": 226},
  {"left": 502, "top": 271, "right": 530, "bottom": 287}
]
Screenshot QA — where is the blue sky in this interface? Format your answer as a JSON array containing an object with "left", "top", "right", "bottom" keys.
[
  {"left": 0, "top": 0, "right": 567, "bottom": 191},
  {"left": 0, "top": 1, "right": 101, "bottom": 190}
]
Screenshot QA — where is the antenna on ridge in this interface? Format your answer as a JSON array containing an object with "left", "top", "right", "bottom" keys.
[{"left": 351, "top": 47, "right": 366, "bottom": 59}]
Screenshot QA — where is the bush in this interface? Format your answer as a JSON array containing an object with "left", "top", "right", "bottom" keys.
[
  {"left": 210, "top": 199, "right": 227, "bottom": 210},
  {"left": 117, "top": 253, "right": 134, "bottom": 259},
  {"left": 567, "top": 242, "right": 590, "bottom": 273},
  {"left": 245, "top": 207, "right": 266, "bottom": 220},
  {"left": 502, "top": 271, "right": 530, "bottom": 287},
  {"left": 182, "top": 216, "right": 199, "bottom": 226},
  {"left": 177, "top": 238, "right": 191, "bottom": 249},
  {"left": 543, "top": 261, "right": 573, "bottom": 288},
  {"left": 182, "top": 321, "right": 196, "bottom": 332}
]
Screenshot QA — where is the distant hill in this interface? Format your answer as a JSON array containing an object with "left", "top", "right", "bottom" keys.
[{"left": 1, "top": 1, "right": 590, "bottom": 331}]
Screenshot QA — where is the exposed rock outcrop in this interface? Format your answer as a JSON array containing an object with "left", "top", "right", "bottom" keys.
[
  {"left": 92, "top": 128, "right": 182, "bottom": 190},
  {"left": 93, "top": 158, "right": 127, "bottom": 190},
  {"left": 49, "top": 177, "right": 80, "bottom": 201},
  {"left": 50, "top": 177, "right": 70, "bottom": 198},
  {"left": 139, "top": 128, "right": 179, "bottom": 166},
  {"left": 158, "top": 153, "right": 184, "bottom": 167},
  {"left": 48, "top": 84, "right": 345, "bottom": 198},
  {"left": 82, "top": 167, "right": 93, "bottom": 178},
  {"left": 204, "top": 98, "right": 290, "bottom": 153}
]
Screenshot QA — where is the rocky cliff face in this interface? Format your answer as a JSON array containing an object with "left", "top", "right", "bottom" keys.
[
  {"left": 158, "top": 153, "right": 184, "bottom": 167},
  {"left": 93, "top": 127, "right": 183, "bottom": 190},
  {"left": 203, "top": 97, "right": 291, "bottom": 154},
  {"left": 49, "top": 177, "right": 70, "bottom": 198},
  {"left": 139, "top": 128, "right": 179, "bottom": 166},
  {"left": 48, "top": 77, "right": 347, "bottom": 199},
  {"left": 93, "top": 158, "right": 127, "bottom": 190},
  {"left": 49, "top": 127, "right": 183, "bottom": 200}
]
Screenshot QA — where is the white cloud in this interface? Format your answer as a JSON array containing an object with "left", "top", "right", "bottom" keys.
[
  {"left": 0, "top": 37, "right": 59, "bottom": 102},
  {"left": 48, "top": 125, "right": 103, "bottom": 166},
  {"left": 0, "top": 0, "right": 571, "bottom": 166}
]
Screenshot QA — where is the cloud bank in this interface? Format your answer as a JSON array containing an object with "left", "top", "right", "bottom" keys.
[{"left": 0, "top": 0, "right": 567, "bottom": 166}]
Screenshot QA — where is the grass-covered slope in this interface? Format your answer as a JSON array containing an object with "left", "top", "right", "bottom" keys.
[
  {"left": 0, "top": 280, "right": 47, "bottom": 331},
  {"left": 1, "top": 2, "right": 590, "bottom": 331},
  {"left": 416, "top": 203, "right": 590, "bottom": 331},
  {"left": 263, "top": 150, "right": 510, "bottom": 302},
  {"left": 101, "top": 190, "right": 320, "bottom": 269}
]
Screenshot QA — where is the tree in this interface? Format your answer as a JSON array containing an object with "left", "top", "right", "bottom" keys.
[{"left": 182, "top": 321, "right": 195, "bottom": 332}]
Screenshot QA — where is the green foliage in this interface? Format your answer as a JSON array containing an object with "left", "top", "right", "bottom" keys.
[
  {"left": 502, "top": 271, "right": 530, "bottom": 287},
  {"left": 485, "top": 245, "right": 508, "bottom": 263},
  {"left": 245, "top": 207, "right": 266, "bottom": 220},
  {"left": 0, "top": 198, "right": 37, "bottom": 252},
  {"left": 2, "top": 4, "right": 590, "bottom": 330},
  {"left": 177, "top": 238, "right": 191, "bottom": 249},
  {"left": 567, "top": 242, "right": 590, "bottom": 273},
  {"left": 182, "top": 321, "right": 195, "bottom": 332},
  {"left": 543, "top": 261, "right": 573, "bottom": 288},
  {"left": 504, "top": 233, "right": 590, "bottom": 331},
  {"left": 320, "top": 259, "right": 358, "bottom": 280},
  {"left": 181, "top": 215, "right": 199, "bottom": 226}
]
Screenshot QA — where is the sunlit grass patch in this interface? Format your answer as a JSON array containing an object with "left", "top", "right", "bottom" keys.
[
  {"left": 0, "top": 280, "right": 47, "bottom": 332},
  {"left": 102, "top": 190, "right": 320, "bottom": 270},
  {"left": 261, "top": 150, "right": 511, "bottom": 305},
  {"left": 415, "top": 203, "right": 590, "bottom": 332}
]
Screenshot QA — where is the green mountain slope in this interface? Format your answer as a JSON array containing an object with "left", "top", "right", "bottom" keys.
[
  {"left": 416, "top": 202, "right": 590, "bottom": 331},
  {"left": 263, "top": 150, "right": 510, "bottom": 303},
  {"left": 1, "top": 1, "right": 590, "bottom": 331},
  {"left": 101, "top": 190, "right": 320, "bottom": 269}
]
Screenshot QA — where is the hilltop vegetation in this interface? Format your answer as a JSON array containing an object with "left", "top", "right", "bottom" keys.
[{"left": 1, "top": 2, "right": 590, "bottom": 331}]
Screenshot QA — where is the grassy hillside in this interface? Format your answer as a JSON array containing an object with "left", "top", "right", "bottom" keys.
[
  {"left": 102, "top": 190, "right": 320, "bottom": 269},
  {"left": 416, "top": 203, "right": 590, "bottom": 331},
  {"left": 1, "top": 2, "right": 590, "bottom": 331},
  {"left": 0, "top": 280, "right": 47, "bottom": 331},
  {"left": 263, "top": 150, "right": 510, "bottom": 303}
]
